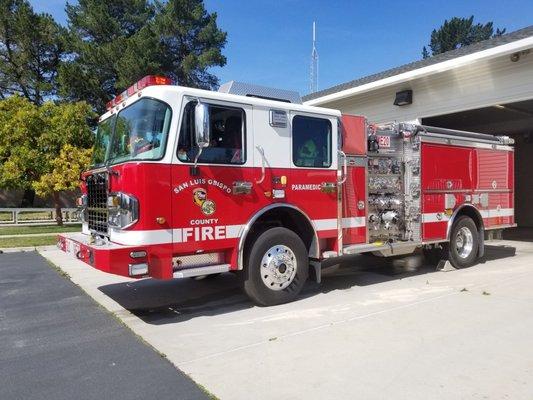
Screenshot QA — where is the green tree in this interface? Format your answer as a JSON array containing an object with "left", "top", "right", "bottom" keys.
[
  {"left": 422, "top": 16, "right": 506, "bottom": 59},
  {"left": 33, "top": 144, "right": 93, "bottom": 225},
  {"left": 0, "top": 96, "right": 44, "bottom": 189},
  {"left": 148, "top": 0, "right": 227, "bottom": 89},
  {"left": 0, "top": 0, "right": 64, "bottom": 104},
  {"left": 59, "top": 0, "right": 227, "bottom": 112},
  {"left": 58, "top": 0, "right": 155, "bottom": 111},
  {"left": 0, "top": 96, "right": 94, "bottom": 224}
]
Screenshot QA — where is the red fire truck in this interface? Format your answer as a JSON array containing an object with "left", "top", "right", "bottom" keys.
[{"left": 58, "top": 76, "right": 515, "bottom": 306}]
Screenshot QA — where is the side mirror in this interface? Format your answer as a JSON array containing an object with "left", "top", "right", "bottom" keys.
[{"left": 194, "top": 102, "right": 210, "bottom": 148}]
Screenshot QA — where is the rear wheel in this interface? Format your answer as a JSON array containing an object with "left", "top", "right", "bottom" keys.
[
  {"left": 445, "top": 216, "right": 479, "bottom": 268},
  {"left": 242, "top": 227, "right": 308, "bottom": 306}
]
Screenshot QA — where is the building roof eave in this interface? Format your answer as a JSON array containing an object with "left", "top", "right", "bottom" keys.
[{"left": 304, "top": 34, "right": 533, "bottom": 107}]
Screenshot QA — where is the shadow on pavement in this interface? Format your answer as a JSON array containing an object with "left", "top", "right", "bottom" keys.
[
  {"left": 98, "top": 244, "right": 516, "bottom": 325},
  {"left": 503, "top": 227, "right": 533, "bottom": 242},
  {"left": 479, "top": 243, "right": 517, "bottom": 263}
]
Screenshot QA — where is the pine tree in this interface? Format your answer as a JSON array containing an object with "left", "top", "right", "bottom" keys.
[
  {"left": 59, "top": 0, "right": 227, "bottom": 112},
  {"left": 151, "top": 0, "right": 227, "bottom": 90},
  {"left": 422, "top": 16, "right": 506, "bottom": 59},
  {"left": 0, "top": 0, "right": 64, "bottom": 104}
]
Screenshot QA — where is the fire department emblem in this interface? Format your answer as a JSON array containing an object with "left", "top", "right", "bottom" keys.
[{"left": 193, "top": 188, "right": 216, "bottom": 216}]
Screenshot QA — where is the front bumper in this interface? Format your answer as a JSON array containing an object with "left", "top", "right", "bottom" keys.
[{"left": 57, "top": 233, "right": 173, "bottom": 279}]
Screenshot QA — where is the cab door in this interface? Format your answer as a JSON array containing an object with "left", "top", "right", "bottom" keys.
[
  {"left": 170, "top": 95, "right": 254, "bottom": 263},
  {"left": 250, "top": 106, "right": 292, "bottom": 202},
  {"left": 287, "top": 112, "right": 339, "bottom": 244}
]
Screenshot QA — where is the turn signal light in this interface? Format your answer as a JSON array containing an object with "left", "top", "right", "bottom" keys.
[
  {"left": 130, "top": 251, "right": 147, "bottom": 259},
  {"left": 107, "top": 195, "right": 120, "bottom": 207}
]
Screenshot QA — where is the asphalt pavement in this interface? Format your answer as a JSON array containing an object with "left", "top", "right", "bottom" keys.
[{"left": 0, "top": 251, "right": 210, "bottom": 400}]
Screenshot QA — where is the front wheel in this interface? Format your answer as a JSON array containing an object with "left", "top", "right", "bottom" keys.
[
  {"left": 445, "top": 216, "right": 479, "bottom": 268},
  {"left": 242, "top": 227, "right": 308, "bottom": 306}
]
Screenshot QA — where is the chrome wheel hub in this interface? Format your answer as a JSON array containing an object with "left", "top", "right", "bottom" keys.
[
  {"left": 456, "top": 226, "right": 474, "bottom": 258},
  {"left": 260, "top": 245, "right": 297, "bottom": 291}
]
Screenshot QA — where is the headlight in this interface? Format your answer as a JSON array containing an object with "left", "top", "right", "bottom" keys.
[
  {"left": 76, "top": 194, "right": 87, "bottom": 222},
  {"left": 108, "top": 192, "right": 139, "bottom": 229}
]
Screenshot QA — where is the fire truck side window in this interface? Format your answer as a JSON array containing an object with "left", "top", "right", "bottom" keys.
[
  {"left": 177, "top": 102, "right": 246, "bottom": 165},
  {"left": 292, "top": 115, "right": 332, "bottom": 168}
]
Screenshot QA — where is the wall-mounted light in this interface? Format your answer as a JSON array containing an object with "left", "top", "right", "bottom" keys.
[
  {"left": 394, "top": 89, "right": 413, "bottom": 106},
  {"left": 510, "top": 50, "right": 531, "bottom": 63}
]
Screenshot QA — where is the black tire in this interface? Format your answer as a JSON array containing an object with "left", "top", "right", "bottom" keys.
[
  {"left": 445, "top": 216, "right": 479, "bottom": 268},
  {"left": 242, "top": 227, "right": 308, "bottom": 306}
]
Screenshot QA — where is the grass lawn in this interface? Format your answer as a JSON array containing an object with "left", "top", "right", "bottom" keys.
[
  {"left": 0, "top": 235, "right": 58, "bottom": 248},
  {"left": 0, "top": 210, "right": 55, "bottom": 222},
  {"left": 17, "top": 210, "right": 54, "bottom": 221},
  {"left": 0, "top": 224, "right": 81, "bottom": 236},
  {"left": 0, "top": 212, "right": 14, "bottom": 222},
  {"left": 1, "top": 210, "right": 79, "bottom": 223}
]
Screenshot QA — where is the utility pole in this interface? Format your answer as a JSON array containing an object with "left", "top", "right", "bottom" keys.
[{"left": 310, "top": 21, "right": 319, "bottom": 93}]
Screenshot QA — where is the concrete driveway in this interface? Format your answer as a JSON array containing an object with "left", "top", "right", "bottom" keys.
[{"left": 39, "top": 240, "right": 533, "bottom": 400}]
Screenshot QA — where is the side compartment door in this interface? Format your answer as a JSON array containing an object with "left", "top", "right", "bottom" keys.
[
  {"left": 421, "top": 143, "right": 475, "bottom": 240},
  {"left": 340, "top": 115, "right": 368, "bottom": 246},
  {"left": 170, "top": 96, "right": 254, "bottom": 267},
  {"left": 476, "top": 148, "right": 514, "bottom": 227},
  {"left": 342, "top": 156, "right": 367, "bottom": 245}
]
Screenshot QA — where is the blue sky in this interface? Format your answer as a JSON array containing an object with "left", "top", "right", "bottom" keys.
[{"left": 31, "top": 0, "right": 533, "bottom": 95}]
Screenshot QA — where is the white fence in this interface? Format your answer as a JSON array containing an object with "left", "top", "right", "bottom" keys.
[{"left": 0, "top": 208, "right": 79, "bottom": 226}]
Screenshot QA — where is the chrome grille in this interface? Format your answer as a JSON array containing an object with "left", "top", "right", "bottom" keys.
[{"left": 86, "top": 172, "right": 108, "bottom": 235}]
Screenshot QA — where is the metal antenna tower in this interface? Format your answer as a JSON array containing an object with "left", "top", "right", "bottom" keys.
[{"left": 310, "top": 21, "right": 318, "bottom": 93}]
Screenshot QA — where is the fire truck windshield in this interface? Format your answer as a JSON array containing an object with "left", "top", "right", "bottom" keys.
[{"left": 92, "top": 98, "right": 172, "bottom": 167}]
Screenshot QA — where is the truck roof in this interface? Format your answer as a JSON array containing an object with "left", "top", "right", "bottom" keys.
[{"left": 99, "top": 84, "right": 341, "bottom": 122}]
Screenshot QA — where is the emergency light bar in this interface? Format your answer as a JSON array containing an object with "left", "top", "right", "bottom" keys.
[{"left": 106, "top": 75, "right": 172, "bottom": 110}]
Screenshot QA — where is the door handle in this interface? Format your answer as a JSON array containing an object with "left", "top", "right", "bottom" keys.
[
  {"left": 233, "top": 181, "right": 253, "bottom": 195},
  {"left": 255, "top": 145, "right": 266, "bottom": 184},
  {"left": 337, "top": 150, "right": 347, "bottom": 185},
  {"left": 320, "top": 182, "right": 337, "bottom": 193}
]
